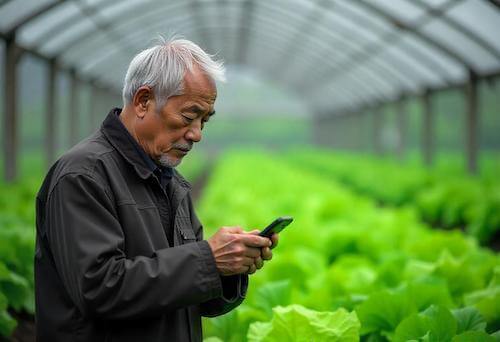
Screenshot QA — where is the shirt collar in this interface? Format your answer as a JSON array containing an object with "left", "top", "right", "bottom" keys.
[{"left": 101, "top": 108, "right": 173, "bottom": 181}]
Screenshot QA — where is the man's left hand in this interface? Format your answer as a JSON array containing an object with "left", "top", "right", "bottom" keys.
[{"left": 245, "top": 230, "right": 279, "bottom": 274}]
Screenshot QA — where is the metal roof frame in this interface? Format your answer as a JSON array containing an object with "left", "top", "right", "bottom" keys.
[{"left": 0, "top": 0, "right": 499, "bottom": 112}]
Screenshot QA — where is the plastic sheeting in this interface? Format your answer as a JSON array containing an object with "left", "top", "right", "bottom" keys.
[{"left": 1, "top": 0, "right": 499, "bottom": 113}]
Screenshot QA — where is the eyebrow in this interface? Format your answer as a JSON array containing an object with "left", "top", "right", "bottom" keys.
[{"left": 186, "top": 105, "right": 215, "bottom": 117}]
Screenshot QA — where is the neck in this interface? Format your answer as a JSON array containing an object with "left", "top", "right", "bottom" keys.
[{"left": 119, "top": 106, "right": 139, "bottom": 141}]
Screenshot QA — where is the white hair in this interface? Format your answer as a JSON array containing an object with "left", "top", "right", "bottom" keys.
[{"left": 122, "top": 36, "right": 226, "bottom": 108}]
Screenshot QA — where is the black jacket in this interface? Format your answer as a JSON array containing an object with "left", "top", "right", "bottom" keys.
[{"left": 35, "top": 109, "right": 247, "bottom": 341}]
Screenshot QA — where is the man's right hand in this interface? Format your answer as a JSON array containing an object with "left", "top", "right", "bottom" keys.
[{"left": 207, "top": 226, "right": 272, "bottom": 276}]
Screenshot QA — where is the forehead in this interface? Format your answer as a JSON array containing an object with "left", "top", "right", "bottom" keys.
[{"left": 181, "top": 67, "right": 217, "bottom": 104}]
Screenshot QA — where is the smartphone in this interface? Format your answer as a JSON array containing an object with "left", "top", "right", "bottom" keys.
[{"left": 258, "top": 216, "right": 293, "bottom": 238}]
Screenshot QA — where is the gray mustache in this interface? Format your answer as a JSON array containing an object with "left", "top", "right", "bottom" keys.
[{"left": 173, "top": 143, "right": 192, "bottom": 152}]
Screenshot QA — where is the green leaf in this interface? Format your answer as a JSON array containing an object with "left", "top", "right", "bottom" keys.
[
  {"left": 452, "top": 331, "right": 495, "bottom": 342},
  {"left": 0, "top": 310, "right": 17, "bottom": 338},
  {"left": 253, "top": 280, "right": 292, "bottom": 317},
  {"left": 464, "top": 283, "right": 500, "bottom": 325},
  {"left": 406, "top": 282, "right": 454, "bottom": 311},
  {"left": 203, "top": 337, "right": 224, "bottom": 342},
  {"left": 394, "top": 313, "right": 432, "bottom": 342},
  {"left": 0, "top": 263, "right": 30, "bottom": 311},
  {"left": 452, "top": 307, "right": 486, "bottom": 334},
  {"left": 421, "top": 305, "right": 457, "bottom": 341},
  {"left": 202, "top": 309, "right": 245, "bottom": 342},
  {"left": 0, "top": 293, "right": 16, "bottom": 337},
  {"left": 247, "top": 305, "right": 360, "bottom": 342},
  {"left": 394, "top": 306, "right": 457, "bottom": 342},
  {"left": 327, "top": 255, "right": 378, "bottom": 295},
  {"left": 356, "top": 290, "right": 417, "bottom": 335},
  {"left": 247, "top": 321, "right": 273, "bottom": 342}
]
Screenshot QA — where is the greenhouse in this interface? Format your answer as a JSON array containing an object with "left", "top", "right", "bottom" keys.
[{"left": 0, "top": 0, "right": 499, "bottom": 341}]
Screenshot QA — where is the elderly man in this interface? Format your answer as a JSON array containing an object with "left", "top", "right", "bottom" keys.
[{"left": 35, "top": 38, "right": 278, "bottom": 341}]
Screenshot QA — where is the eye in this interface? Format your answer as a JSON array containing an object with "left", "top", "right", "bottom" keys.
[{"left": 181, "top": 114, "right": 195, "bottom": 123}]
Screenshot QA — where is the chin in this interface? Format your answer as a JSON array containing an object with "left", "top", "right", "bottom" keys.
[{"left": 158, "top": 154, "right": 182, "bottom": 168}]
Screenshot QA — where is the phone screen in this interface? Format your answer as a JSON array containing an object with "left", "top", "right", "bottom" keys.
[{"left": 259, "top": 216, "right": 293, "bottom": 237}]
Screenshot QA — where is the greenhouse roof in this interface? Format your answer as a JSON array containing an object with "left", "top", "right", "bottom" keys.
[{"left": 1, "top": 0, "right": 500, "bottom": 114}]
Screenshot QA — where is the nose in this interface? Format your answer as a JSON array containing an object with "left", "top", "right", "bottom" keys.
[{"left": 185, "top": 121, "right": 202, "bottom": 143}]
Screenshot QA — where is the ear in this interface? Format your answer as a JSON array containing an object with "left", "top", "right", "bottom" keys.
[{"left": 132, "top": 86, "right": 153, "bottom": 119}]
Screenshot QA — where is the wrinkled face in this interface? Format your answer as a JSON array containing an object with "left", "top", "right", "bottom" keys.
[{"left": 135, "top": 66, "right": 217, "bottom": 167}]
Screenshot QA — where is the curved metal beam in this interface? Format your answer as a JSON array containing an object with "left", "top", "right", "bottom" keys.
[
  {"left": 27, "top": 0, "right": 117, "bottom": 47},
  {"left": 0, "top": 0, "right": 14, "bottom": 9},
  {"left": 353, "top": 0, "right": 473, "bottom": 69},
  {"left": 303, "top": 0, "right": 470, "bottom": 94},
  {"left": 57, "top": 2, "right": 189, "bottom": 58},
  {"left": 34, "top": 1, "right": 187, "bottom": 57},
  {"left": 17, "top": 0, "right": 469, "bottom": 105},
  {"left": 32, "top": 2, "right": 434, "bottom": 97},
  {"left": 63, "top": 13, "right": 195, "bottom": 66},
  {"left": 5, "top": 0, "right": 68, "bottom": 35},
  {"left": 251, "top": 2, "right": 422, "bottom": 91},
  {"left": 281, "top": 0, "right": 457, "bottom": 87},
  {"left": 236, "top": 0, "right": 255, "bottom": 65},
  {"left": 412, "top": 0, "right": 500, "bottom": 60},
  {"left": 190, "top": 0, "right": 214, "bottom": 53},
  {"left": 82, "top": 26, "right": 387, "bottom": 110},
  {"left": 487, "top": 0, "right": 500, "bottom": 10},
  {"left": 268, "top": 0, "right": 329, "bottom": 82},
  {"left": 76, "top": 17, "right": 398, "bottom": 105}
]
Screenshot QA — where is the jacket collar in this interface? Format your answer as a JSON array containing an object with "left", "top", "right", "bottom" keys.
[{"left": 101, "top": 108, "right": 191, "bottom": 189}]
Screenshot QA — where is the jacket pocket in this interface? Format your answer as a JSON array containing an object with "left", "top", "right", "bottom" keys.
[
  {"left": 117, "top": 203, "right": 169, "bottom": 254},
  {"left": 179, "top": 227, "right": 196, "bottom": 241},
  {"left": 176, "top": 217, "right": 197, "bottom": 244}
]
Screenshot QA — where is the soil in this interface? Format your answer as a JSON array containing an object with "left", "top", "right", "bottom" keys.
[{"left": 5, "top": 310, "right": 34, "bottom": 342}]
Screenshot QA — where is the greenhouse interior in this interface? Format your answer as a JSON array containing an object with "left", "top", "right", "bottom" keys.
[{"left": 0, "top": 0, "right": 499, "bottom": 341}]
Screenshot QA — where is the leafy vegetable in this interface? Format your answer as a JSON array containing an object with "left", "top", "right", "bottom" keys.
[{"left": 247, "top": 305, "right": 360, "bottom": 342}]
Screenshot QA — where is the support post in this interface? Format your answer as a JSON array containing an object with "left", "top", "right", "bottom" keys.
[
  {"left": 422, "top": 89, "right": 434, "bottom": 167},
  {"left": 89, "top": 83, "right": 99, "bottom": 131},
  {"left": 372, "top": 106, "right": 383, "bottom": 155},
  {"left": 396, "top": 96, "right": 407, "bottom": 162},
  {"left": 69, "top": 69, "right": 78, "bottom": 146},
  {"left": 465, "top": 71, "right": 479, "bottom": 175},
  {"left": 353, "top": 112, "right": 362, "bottom": 151},
  {"left": 46, "top": 58, "right": 57, "bottom": 168},
  {"left": 3, "top": 34, "right": 20, "bottom": 182}
]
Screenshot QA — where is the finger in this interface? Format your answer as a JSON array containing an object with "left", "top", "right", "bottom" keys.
[
  {"left": 236, "top": 266, "right": 250, "bottom": 274},
  {"left": 255, "top": 256, "right": 264, "bottom": 269},
  {"left": 247, "top": 264, "right": 256, "bottom": 275},
  {"left": 238, "top": 234, "right": 272, "bottom": 248},
  {"left": 242, "top": 256, "right": 255, "bottom": 266},
  {"left": 261, "top": 247, "right": 273, "bottom": 261},
  {"left": 270, "top": 233, "right": 279, "bottom": 249},
  {"left": 243, "top": 246, "right": 262, "bottom": 258},
  {"left": 246, "top": 229, "right": 260, "bottom": 235}
]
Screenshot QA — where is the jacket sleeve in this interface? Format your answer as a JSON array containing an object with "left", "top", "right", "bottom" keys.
[
  {"left": 187, "top": 195, "right": 249, "bottom": 317},
  {"left": 45, "top": 172, "right": 224, "bottom": 320}
]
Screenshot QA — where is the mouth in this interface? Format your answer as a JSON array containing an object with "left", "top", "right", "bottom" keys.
[{"left": 175, "top": 148, "right": 190, "bottom": 155}]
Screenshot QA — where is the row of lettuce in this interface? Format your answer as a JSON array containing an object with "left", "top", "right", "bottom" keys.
[
  {"left": 0, "top": 150, "right": 497, "bottom": 339},
  {"left": 285, "top": 150, "right": 500, "bottom": 246},
  {"left": 0, "top": 151, "right": 207, "bottom": 337},
  {"left": 0, "top": 175, "right": 38, "bottom": 336},
  {"left": 198, "top": 151, "right": 500, "bottom": 341}
]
